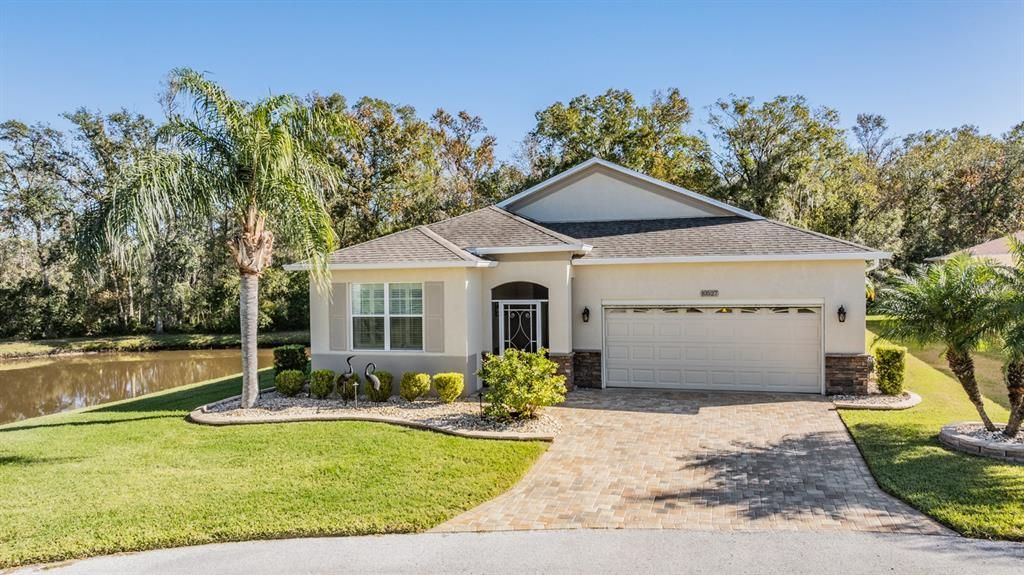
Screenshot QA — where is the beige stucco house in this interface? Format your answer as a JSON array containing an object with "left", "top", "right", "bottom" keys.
[
  {"left": 286, "top": 159, "right": 889, "bottom": 396},
  {"left": 927, "top": 231, "right": 1024, "bottom": 267}
]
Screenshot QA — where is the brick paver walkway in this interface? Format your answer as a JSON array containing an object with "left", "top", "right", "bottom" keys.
[{"left": 436, "top": 389, "right": 946, "bottom": 534}]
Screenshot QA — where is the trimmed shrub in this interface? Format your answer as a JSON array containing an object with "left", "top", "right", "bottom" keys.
[
  {"left": 273, "top": 344, "right": 308, "bottom": 374},
  {"left": 433, "top": 372, "right": 464, "bottom": 403},
  {"left": 275, "top": 369, "right": 305, "bottom": 397},
  {"left": 400, "top": 372, "right": 431, "bottom": 402},
  {"left": 310, "top": 369, "right": 335, "bottom": 399},
  {"left": 365, "top": 370, "right": 393, "bottom": 402},
  {"left": 480, "top": 348, "right": 566, "bottom": 421},
  {"left": 874, "top": 344, "right": 907, "bottom": 396},
  {"left": 337, "top": 373, "right": 360, "bottom": 401}
]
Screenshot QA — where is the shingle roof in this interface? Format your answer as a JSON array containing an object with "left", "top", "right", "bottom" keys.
[
  {"left": 932, "top": 231, "right": 1024, "bottom": 260},
  {"left": 325, "top": 226, "right": 474, "bottom": 264},
  {"left": 543, "top": 217, "right": 878, "bottom": 260},
  {"left": 427, "top": 206, "right": 578, "bottom": 248}
]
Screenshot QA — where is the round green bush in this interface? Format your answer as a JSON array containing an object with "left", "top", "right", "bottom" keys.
[
  {"left": 275, "top": 369, "right": 305, "bottom": 397},
  {"left": 480, "top": 348, "right": 566, "bottom": 420},
  {"left": 309, "top": 369, "right": 335, "bottom": 399},
  {"left": 432, "top": 372, "right": 464, "bottom": 403},
  {"left": 336, "top": 373, "right": 360, "bottom": 401},
  {"left": 400, "top": 372, "right": 431, "bottom": 402},
  {"left": 273, "top": 344, "right": 308, "bottom": 374},
  {"left": 365, "top": 370, "right": 393, "bottom": 402},
  {"left": 874, "top": 344, "right": 906, "bottom": 396}
]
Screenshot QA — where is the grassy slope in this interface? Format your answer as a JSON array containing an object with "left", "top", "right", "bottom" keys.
[
  {"left": 0, "top": 371, "right": 546, "bottom": 568},
  {"left": 839, "top": 331, "right": 1024, "bottom": 540},
  {"left": 0, "top": 331, "right": 310, "bottom": 359}
]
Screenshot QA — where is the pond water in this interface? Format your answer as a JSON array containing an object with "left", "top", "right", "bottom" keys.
[{"left": 0, "top": 349, "right": 273, "bottom": 425}]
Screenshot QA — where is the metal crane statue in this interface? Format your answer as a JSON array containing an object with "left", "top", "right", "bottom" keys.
[
  {"left": 364, "top": 362, "right": 382, "bottom": 397},
  {"left": 338, "top": 355, "right": 358, "bottom": 405}
]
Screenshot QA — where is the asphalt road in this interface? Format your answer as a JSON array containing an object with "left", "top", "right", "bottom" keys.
[{"left": 15, "top": 530, "right": 1024, "bottom": 575}]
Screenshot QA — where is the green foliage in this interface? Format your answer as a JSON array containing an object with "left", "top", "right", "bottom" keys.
[
  {"left": 337, "top": 373, "right": 360, "bottom": 401},
  {"left": 433, "top": 372, "right": 465, "bottom": 403},
  {"left": 480, "top": 349, "right": 566, "bottom": 421},
  {"left": 399, "top": 372, "right": 431, "bottom": 402},
  {"left": 873, "top": 344, "right": 907, "bottom": 396},
  {"left": 275, "top": 369, "right": 305, "bottom": 397},
  {"left": 309, "top": 369, "right": 335, "bottom": 399},
  {"left": 273, "top": 344, "right": 308, "bottom": 374},
  {"left": 365, "top": 370, "right": 393, "bottom": 402}
]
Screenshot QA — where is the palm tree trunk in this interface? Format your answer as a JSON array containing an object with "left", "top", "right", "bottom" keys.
[
  {"left": 946, "top": 350, "right": 997, "bottom": 431},
  {"left": 239, "top": 272, "right": 260, "bottom": 408},
  {"left": 1003, "top": 360, "right": 1024, "bottom": 437}
]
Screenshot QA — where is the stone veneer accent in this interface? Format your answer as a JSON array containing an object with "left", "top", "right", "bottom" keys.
[
  {"left": 573, "top": 350, "right": 602, "bottom": 389},
  {"left": 548, "top": 353, "right": 575, "bottom": 391},
  {"left": 825, "top": 353, "right": 874, "bottom": 395}
]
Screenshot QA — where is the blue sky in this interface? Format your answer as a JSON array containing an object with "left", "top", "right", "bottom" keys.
[{"left": 1, "top": 0, "right": 1022, "bottom": 160}]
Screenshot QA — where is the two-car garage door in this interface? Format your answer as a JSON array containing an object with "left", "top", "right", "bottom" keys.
[{"left": 604, "top": 306, "right": 822, "bottom": 393}]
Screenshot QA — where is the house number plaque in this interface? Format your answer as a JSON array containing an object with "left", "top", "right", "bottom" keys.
[{"left": 700, "top": 289, "right": 719, "bottom": 297}]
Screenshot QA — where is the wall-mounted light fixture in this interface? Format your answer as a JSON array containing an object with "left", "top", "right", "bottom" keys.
[
  {"left": 582, "top": 306, "right": 591, "bottom": 323},
  {"left": 837, "top": 305, "right": 847, "bottom": 323}
]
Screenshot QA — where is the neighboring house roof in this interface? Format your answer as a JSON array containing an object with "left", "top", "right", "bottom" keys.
[
  {"left": 497, "top": 157, "right": 763, "bottom": 221},
  {"left": 926, "top": 231, "right": 1024, "bottom": 262},
  {"left": 545, "top": 217, "right": 885, "bottom": 263}
]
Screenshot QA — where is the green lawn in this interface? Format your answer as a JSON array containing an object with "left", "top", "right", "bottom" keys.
[
  {"left": 0, "top": 331, "right": 309, "bottom": 359},
  {"left": 867, "top": 317, "right": 1010, "bottom": 409},
  {"left": 0, "top": 371, "right": 546, "bottom": 568},
  {"left": 839, "top": 330, "right": 1024, "bottom": 540}
]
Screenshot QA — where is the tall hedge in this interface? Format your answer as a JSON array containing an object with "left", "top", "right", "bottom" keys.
[{"left": 874, "top": 344, "right": 907, "bottom": 396}]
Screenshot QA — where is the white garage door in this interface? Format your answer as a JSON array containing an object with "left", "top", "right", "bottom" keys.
[{"left": 604, "top": 306, "right": 822, "bottom": 393}]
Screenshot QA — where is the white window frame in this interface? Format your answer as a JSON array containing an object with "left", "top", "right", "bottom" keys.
[{"left": 351, "top": 282, "right": 424, "bottom": 352}]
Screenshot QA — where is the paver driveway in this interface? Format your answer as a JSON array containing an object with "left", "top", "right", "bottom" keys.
[{"left": 436, "top": 389, "right": 946, "bottom": 534}]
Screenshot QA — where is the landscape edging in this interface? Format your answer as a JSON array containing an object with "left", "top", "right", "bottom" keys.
[
  {"left": 831, "top": 391, "right": 922, "bottom": 411},
  {"left": 187, "top": 391, "right": 554, "bottom": 442},
  {"left": 939, "top": 422, "right": 1024, "bottom": 464}
]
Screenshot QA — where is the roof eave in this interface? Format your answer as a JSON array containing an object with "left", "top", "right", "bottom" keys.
[
  {"left": 468, "top": 244, "right": 592, "bottom": 256},
  {"left": 283, "top": 260, "right": 499, "bottom": 271},
  {"left": 572, "top": 252, "right": 892, "bottom": 266}
]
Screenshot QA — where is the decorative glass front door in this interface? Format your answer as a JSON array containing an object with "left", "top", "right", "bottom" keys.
[{"left": 496, "top": 300, "right": 544, "bottom": 353}]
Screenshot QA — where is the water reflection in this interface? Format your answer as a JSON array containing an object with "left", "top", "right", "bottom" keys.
[{"left": 0, "top": 349, "right": 273, "bottom": 424}]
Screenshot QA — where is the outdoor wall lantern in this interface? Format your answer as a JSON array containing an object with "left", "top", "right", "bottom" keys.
[
  {"left": 582, "top": 306, "right": 591, "bottom": 323},
  {"left": 837, "top": 305, "right": 847, "bottom": 323}
]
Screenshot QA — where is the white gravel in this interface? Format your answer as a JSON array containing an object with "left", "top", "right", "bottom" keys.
[
  {"left": 951, "top": 423, "right": 1024, "bottom": 445},
  {"left": 831, "top": 392, "right": 914, "bottom": 406},
  {"left": 206, "top": 392, "right": 562, "bottom": 436}
]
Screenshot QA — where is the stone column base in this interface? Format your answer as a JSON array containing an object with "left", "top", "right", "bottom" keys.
[
  {"left": 825, "top": 353, "right": 874, "bottom": 395},
  {"left": 572, "top": 350, "right": 602, "bottom": 389},
  {"left": 548, "top": 352, "right": 575, "bottom": 391}
]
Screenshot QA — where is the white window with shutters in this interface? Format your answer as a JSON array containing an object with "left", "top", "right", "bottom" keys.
[{"left": 351, "top": 283, "right": 423, "bottom": 351}]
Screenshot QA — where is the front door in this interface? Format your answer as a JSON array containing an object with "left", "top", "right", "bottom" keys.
[{"left": 496, "top": 300, "right": 545, "bottom": 353}]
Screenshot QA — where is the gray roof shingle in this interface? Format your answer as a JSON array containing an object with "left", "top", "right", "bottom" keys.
[
  {"left": 427, "top": 206, "right": 578, "bottom": 248},
  {"left": 543, "top": 217, "right": 878, "bottom": 259},
  {"left": 326, "top": 227, "right": 470, "bottom": 264}
]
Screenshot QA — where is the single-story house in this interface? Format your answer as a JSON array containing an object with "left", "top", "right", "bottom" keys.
[
  {"left": 286, "top": 158, "right": 889, "bottom": 396},
  {"left": 926, "top": 231, "right": 1024, "bottom": 267}
]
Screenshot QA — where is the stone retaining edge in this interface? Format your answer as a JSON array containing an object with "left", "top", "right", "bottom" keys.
[
  {"left": 186, "top": 391, "right": 554, "bottom": 443},
  {"left": 831, "top": 391, "right": 922, "bottom": 411},
  {"left": 939, "top": 422, "right": 1024, "bottom": 464}
]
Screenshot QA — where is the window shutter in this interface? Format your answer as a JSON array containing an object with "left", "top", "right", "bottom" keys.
[
  {"left": 329, "top": 282, "right": 347, "bottom": 351},
  {"left": 423, "top": 281, "right": 444, "bottom": 353}
]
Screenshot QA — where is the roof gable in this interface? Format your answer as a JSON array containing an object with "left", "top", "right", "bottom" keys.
[{"left": 498, "top": 158, "right": 761, "bottom": 223}]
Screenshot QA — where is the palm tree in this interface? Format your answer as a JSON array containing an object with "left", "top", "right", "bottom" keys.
[
  {"left": 100, "top": 69, "right": 343, "bottom": 407},
  {"left": 876, "top": 255, "right": 1003, "bottom": 431},
  {"left": 996, "top": 238, "right": 1024, "bottom": 436}
]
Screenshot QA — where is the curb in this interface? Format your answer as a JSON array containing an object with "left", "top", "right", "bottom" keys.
[
  {"left": 938, "top": 422, "right": 1024, "bottom": 464},
  {"left": 831, "top": 391, "right": 922, "bottom": 411},
  {"left": 186, "top": 393, "right": 554, "bottom": 443}
]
